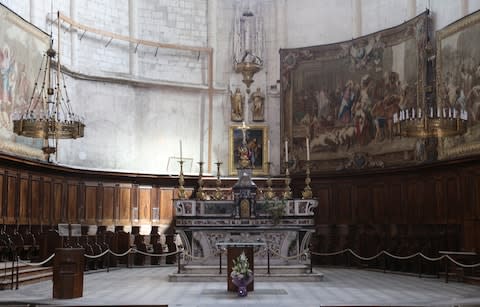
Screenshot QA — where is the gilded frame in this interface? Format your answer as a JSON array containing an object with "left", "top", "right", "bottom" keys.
[
  {"left": 436, "top": 10, "right": 480, "bottom": 160},
  {"left": 229, "top": 125, "right": 268, "bottom": 176}
]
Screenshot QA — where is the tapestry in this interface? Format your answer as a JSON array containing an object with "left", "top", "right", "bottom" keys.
[
  {"left": 0, "top": 4, "right": 50, "bottom": 159},
  {"left": 280, "top": 12, "right": 428, "bottom": 172},
  {"left": 436, "top": 10, "right": 480, "bottom": 160}
]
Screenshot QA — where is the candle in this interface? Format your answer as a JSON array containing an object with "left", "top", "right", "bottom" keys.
[
  {"left": 306, "top": 137, "right": 310, "bottom": 161},
  {"left": 285, "top": 139, "right": 289, "bottom": 162},
  {"left": 267, "top": 139, "right": 271, "bottom": 163},
  {"left": 179, "top": 140, "right": 182, "bottom": 160}
]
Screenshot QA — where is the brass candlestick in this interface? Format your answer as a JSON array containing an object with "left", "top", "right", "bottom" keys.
[
  {"left": 264, "top": 162, "right": 274, "bottom": 200},
  {"left": 178, "top": 160, "right": 186, "bottom": 199},
  {"left": 302, "top": 160, "right": 313, "bottom": 199},
  {"left": 213, "top": 162, "right": 223, "bottom": 200},
  {"left": 283, "top": 161, "right": 292, "bottom": 199},
  {"left": 196, "top": 162, "right": 207, "bottom": 200}
]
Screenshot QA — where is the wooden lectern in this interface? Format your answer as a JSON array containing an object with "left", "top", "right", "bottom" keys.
[
  {"left": 53, "top": 248, "right": 84, "bottom": 299},
  {"left": 217, "top": 242, "right": 265, "bottom": 292}
]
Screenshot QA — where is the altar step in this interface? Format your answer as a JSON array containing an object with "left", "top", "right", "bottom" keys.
[
  {"left": 0, "top": 262, "right": 52, "bottom": 290},
  {"left": 169, "top": 264, "right": 323, "bottom": 282}
]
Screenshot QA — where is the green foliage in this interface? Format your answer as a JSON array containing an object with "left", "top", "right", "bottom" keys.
[
  {"left": 265, "top": 199, "right": 286, "bottom": 225},
  {"left": 230, "top": 252, "right": 252, "bottom": 279}
]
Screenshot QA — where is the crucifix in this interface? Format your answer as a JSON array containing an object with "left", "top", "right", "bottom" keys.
[{"left": 239, "top": 121, "right": 250, "bottom": 145}]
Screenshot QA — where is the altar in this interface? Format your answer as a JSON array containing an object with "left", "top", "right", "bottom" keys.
[{"left": 174, "top": 122, "right": 317, "bottom": 266}]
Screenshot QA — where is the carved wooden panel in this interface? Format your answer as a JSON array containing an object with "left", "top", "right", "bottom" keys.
[
  {"left": 67, "top": 183, "right": 78, "bottom": 222},
  {"left": 372, "top": 184, "right": 385, "bottom": 223},
  {"left": 314, "top": 186, "right": 330, "bottom": 224},
  {"left": 356, "top": 185, "right": 372, "bottom": 224},
  {"left": 96, "top": 183, "right": 104, "bottom": 223},
  {"left": 19, "top": 175, "right": 28, "bottom": 224},
  {"left": 85, "top": 185, "right": 97, "bottom": 223},
  {"left": 119, "top": 187, "right": 131, "bottom": 223},
  {"left": 53, "top": 182, "right": 63, "bottom": 224},
  {"left": 159, "top": 188, "right": 174, "bottom": 223},
  {"left": 31, "top": 177, "right": 40, "bottom": 224},
  {"left": 103, "top": 186, "right": 114, "bottom": 224},
  {"left": 7, "top": 173, "right": 17, "bottom": 224},
  {"left": 138, "top": 187, "right": 151, "bottom": 222}
]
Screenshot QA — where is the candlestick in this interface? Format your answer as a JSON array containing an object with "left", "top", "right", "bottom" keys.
[
  {"left": 306, "top": 137, "right": 310, "bottom": 161},
  {"left": 196, "top": 162, "right": 206, "bottom": 200},
  {"left": 264, "top": 162, "right": 274, "bottom": 200},
  {"left": 213, "top": 161, "right": 223, "bottom": 200},
  {"left": 267, "top": 139, "right": 271, "bottom": 163},
  {"left": 283, "top": 161, "right": 292, "bottom": 199},
  {"left": 179, "top": 140, "right": 183, "bottom": 160},
  {"left": 302, "top": 160, "right": 313, "bottom": 199},
  {"left": 285, "top": 139, "right": 288, "bottom": 162},
  {"left": 177, "top": 160, "right": 186, "bottom": 200}
]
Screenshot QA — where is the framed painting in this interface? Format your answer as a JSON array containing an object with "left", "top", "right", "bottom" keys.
[
  {"left": 0, "top": 4, "right": 50, "bottom": 159},
  {"left": 229, "top": 125, "right": 268, "bottom": 176},
  {"left": 436, "top": 10, "right": 480, "bottom": 160},
  {"left": 280, "top": 12, "right": 428, "bottom": 173}
]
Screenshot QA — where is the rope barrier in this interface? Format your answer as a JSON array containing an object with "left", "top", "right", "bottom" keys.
[
  {"left": 84, "top": 249, "right": 110, "bottom": 259},
  {"left": 108, "top": 248, "right": 133, "bottom": 257},
  {"left": 183, "top": 249, "right": 222, "bottom": 261},
  {"left": 267, "top": 247, "right": 309, "bottom": 260},
  {"left": 132, "top": 248, "right": 182, "bottom": 257},
  {"left": 445, "top": 255, "right": 480, "bottom": 268},
  {"left": 17, "top": 253, "right": 55, "bottom": 266},
  {"left": 310, "top": 249, "right": 480, "bottom": 268}
]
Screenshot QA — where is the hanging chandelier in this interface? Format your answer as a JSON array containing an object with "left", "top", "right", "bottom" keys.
[
  {"left": 392, "top": 106, "right": 468, "bottom": 138},
  {"left": 12, "top": 11, "right": 84, "bottom": 158}
]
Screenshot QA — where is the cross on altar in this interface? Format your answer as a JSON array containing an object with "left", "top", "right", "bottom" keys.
[{"left": 239, "top": 121, "right": 249, "bottom": 145}]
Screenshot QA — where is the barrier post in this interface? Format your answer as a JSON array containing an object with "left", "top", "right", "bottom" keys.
[
  {"left": 267, "top": 248, "right": 271, "bottom": 275},
  {"left": 383, "top": 253, "right": 386, "bottom": 273},
  {"left": 444, "top": 257, "right": 449, "bottom": 283},
  {"left": 106, "top": 251, "right": 110, "bottom": 273},
  {"left": 310, "top": 251, "right": 313, "bottom": 274},
  {"left": 418, "top": 254, "right": 422, "bottom": 278},
  {"left": 15, "top": 255, "right": 19, "bottom": 290},
  {"left": 10, "top": 251, "right": 14, "bottom": 290},
  {"left": 177, "top": 251, "right": 181, "bottom": 274},
  {"left": 219, "top": 251, "right": 222, "bottom": 274}
]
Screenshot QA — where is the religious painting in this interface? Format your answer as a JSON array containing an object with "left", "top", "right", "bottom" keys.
[
  {"left": 229, "top": 125, "right": 268, "bottom": 176},
  {"left": 436, "top": 10, "right": 480, "bottom": 160},
  {"left": 0, "top": 4, "right": 50, "bottom": 159},
  {"left": 280, "top": 12, "right": 428, "bottom": 173}
]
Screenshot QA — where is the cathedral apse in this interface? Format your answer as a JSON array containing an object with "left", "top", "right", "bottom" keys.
[{"left": 280, "top": 12, "right": 428, "bottom": 172}]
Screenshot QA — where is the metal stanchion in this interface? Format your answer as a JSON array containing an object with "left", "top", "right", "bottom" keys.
[
  {"left": 177, "top": 251, "right": 181, "bottom": 274},
  {"left": 15, "top": 255, "right": 19, "bottom": 290},
  {"left": 219, "top": 251, "right": 222, "bottom": 274},
  {"left": 309, "top": 251, "right": 313, "bottom": 274},
  {"left": 418, "top": 254, "right": 422, "bottom": 278},
  {"left": 106, "top": 251, "right": 110, "bottom": 273},
  {"left": 267, "top": 248, "right": 270, "bottom": 275}
]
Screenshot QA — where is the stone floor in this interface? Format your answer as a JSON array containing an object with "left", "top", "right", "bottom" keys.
[{"left": 0, "top": 266, "right": 479, "bottom": 306}]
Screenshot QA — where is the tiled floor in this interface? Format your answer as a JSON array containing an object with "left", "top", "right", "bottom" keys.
[{"left": 1, "top": 266, "right": 479, "bottom": 306}]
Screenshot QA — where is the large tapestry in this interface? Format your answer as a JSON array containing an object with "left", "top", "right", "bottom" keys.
[
  {"left": 436, "top": 10, "right": 480, "bottom": 159},
  {"left": 0, "top": 4, "right": 50, "bottom": 159},
  {"left": 280, "top": 12, "right": 428, "bottom": 172}
]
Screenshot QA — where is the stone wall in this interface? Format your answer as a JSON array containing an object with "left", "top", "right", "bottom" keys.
[{"left": 0, "top": 0, "right": 479, "bottom": 175}]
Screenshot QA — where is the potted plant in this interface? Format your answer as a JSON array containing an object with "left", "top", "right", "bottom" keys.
[{"left": 230, "top": 252, "right": 253, "bottom": 296}]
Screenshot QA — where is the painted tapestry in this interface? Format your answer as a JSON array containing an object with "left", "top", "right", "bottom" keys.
[
  {"left": 436, "top": 10, "right": 480, "bottom": 159},
  {"left": 280, "top": 12, "right": 428, "bottom": 172},
  {"left": 0, "top": 4, "right": 50, "bottom": 159}
]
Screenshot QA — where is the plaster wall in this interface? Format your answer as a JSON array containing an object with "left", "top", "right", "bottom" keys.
[{"left": 0, "top": 0, "right": 478, "bottom": 176}]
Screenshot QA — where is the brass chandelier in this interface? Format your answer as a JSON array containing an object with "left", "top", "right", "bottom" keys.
[
  {"left": 393, "top": 106, "right": 467, "bottom": 138},
  {"left": 13, "top": 12, "right": 84, "bottom": 158}
]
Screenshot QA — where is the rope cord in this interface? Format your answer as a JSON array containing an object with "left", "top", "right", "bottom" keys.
[
  {"left": 310, "top": 249, "right": 480, "bottom": 267},
  {"left": 17, "top": 253, "right": 55, "bottom": 266},
  {"left": 267, "top": 247, "right": 309, "bottom": 260},
  {"left": 132, "top": 248, "right": 182, "bottom": 257}
]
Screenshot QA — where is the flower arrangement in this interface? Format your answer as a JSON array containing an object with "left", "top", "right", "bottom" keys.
[{"left": 230, "top": 252, "right": 252, "bottom": 280}]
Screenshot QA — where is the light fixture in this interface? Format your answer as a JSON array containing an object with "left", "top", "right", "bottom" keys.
[
  {"left": 393, "top": 106, "right": 467, "bottom": 138},
  {"left": 12, "top": 11, "right": 84, "bottom": 160},
  {"left": 233, "top": 6, "right": 264, "bottom": 93}
]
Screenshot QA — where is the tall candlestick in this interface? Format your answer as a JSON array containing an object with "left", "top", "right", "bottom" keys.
[
  {"left": 306, "top": 137, "right": 310, "bottom": 161},
  {"left": 285, "top": 139, "right": 289, "bottom": 161},
  {"left": 267, "top": 139, "right": 271, "bottom": 163},
  {"left": 179, "top": 140, "right": 183, "bottom": 160}
]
